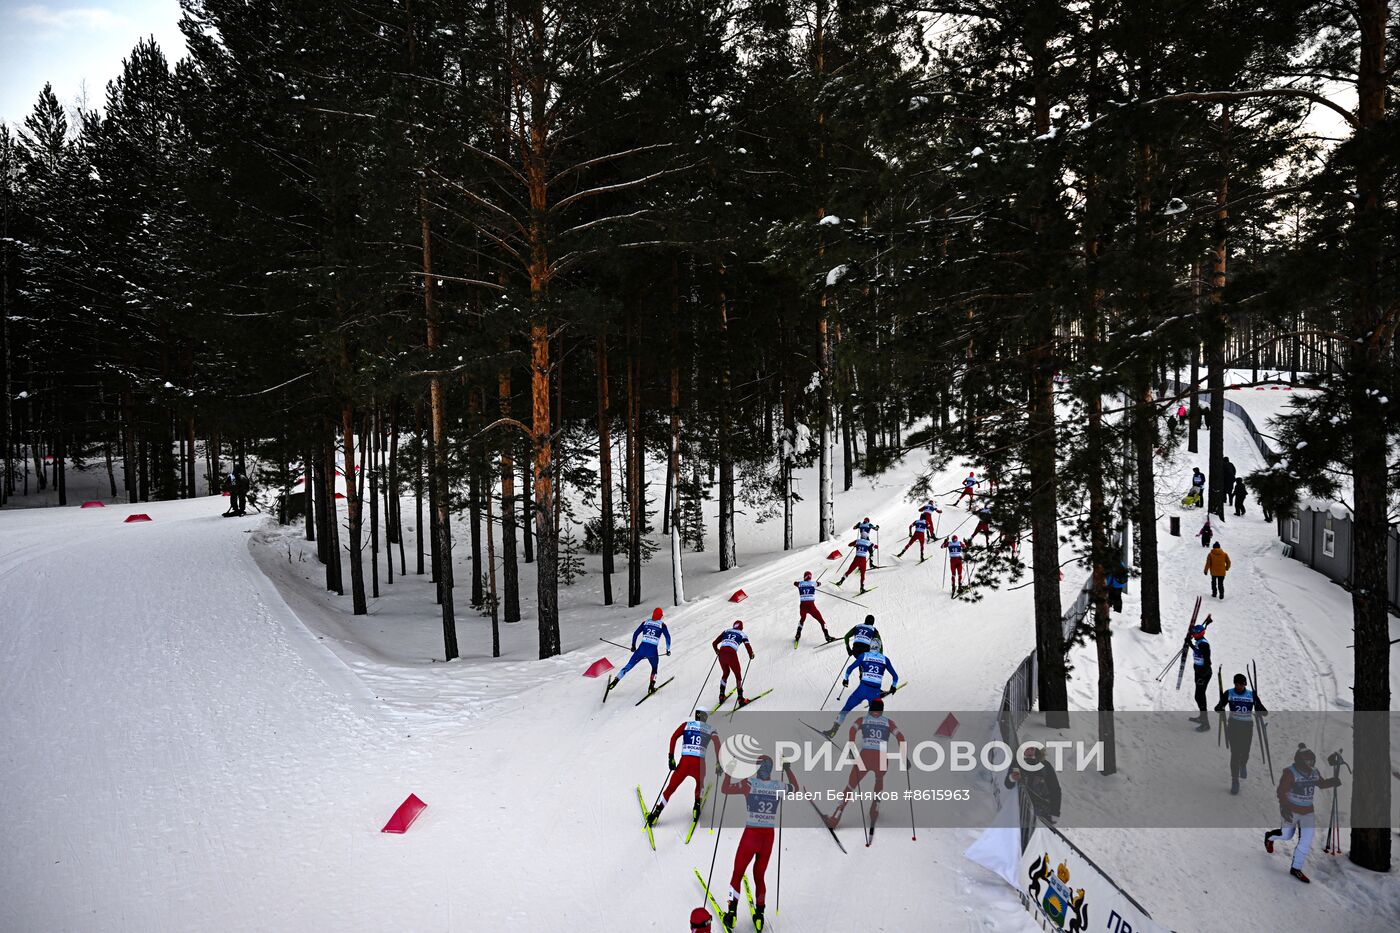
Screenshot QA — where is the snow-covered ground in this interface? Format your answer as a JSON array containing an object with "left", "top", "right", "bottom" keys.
[{"left": 4, "top": 402, "right": 1395, "bottom": 932}]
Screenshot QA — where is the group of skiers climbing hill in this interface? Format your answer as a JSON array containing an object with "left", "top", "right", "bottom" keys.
[{"left": 607, "top": 477, "right": 1004, "bottom": 930}]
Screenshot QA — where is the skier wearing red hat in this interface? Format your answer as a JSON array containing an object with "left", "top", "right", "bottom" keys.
[
  {"left": 720, "top": 755, "right": 798, "bottom": 931},
  {"left": 941, "top": 534, "right": 966, "bottom": 589},
  {"left": 835, "top": 536, "right": 877, "bottom": 593},
  {"left": 896, "top": 512, "right": 931, "bottom": 560},
  {"left": 792, "top": 572, "right": 836, "bottom": 646},
  {"left": 712, "top": 621, "right": 754, "bottom": 705},
  {"left": 954, "top": 471, "right": 979, "bottom": 507},
  {"left": 825, "top": 697, "right": 905, "bottom": 830},
  {"left": 607, "top": 607, "right": 672, "bottom": 694}
]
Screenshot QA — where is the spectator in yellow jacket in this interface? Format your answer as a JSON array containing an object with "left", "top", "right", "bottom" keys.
[{"left": 1204, "top": 543, "right": 1231, "bottom": 599}]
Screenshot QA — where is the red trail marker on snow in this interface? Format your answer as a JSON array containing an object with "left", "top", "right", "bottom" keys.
[
  {"left": 729, "top": 589, "right": 747, "bottom": 603},
  {"left": 935, "top": 713, "right": 960, "bottom": 737},
  {"left": 124, "top": 514, "right": 152, "bottom": 523},
  {"left": 583, "top": 657, "right": 614, "bottom": 678},
  {"left": 80, "top": 501, "right": 104, "bottom": 508},
  {"left": 381, "top": 793, "right": 427, "bottom": 834},
  {"left": 826, "top": 549, "right": 843, "bottom": 560}
]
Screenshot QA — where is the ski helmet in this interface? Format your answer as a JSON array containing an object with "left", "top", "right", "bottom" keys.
[
  {"left": 1294, "top": 744, "right": 1316, "bottom": 768},
  {"left": 695, "top": 709, "right": 709, "bottom": 723},
  {"left": 803, "top": 571, "right": 813, "bottom": 580},
  {"left": 870, "top": 698, "right": 885, "bottom": 714},
  {"left": 732, "top": 620, "right": 743, "bottom": 631},
  {"left": 1190, "top": 625, "right": 1206, "bottom": 639},
  {"left": 690, "top": 906, "right": 713, "bottom": 930},
  {"left": 755, "top": 755, "right": 774, "bottom": 780},
  {"left": 651, "top": 607, "right": 664, "bottom": 621}
]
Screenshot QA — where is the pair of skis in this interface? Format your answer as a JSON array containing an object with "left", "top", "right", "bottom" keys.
[
  {"left": 604, "top": 675, "right": 676, "bottom": 706},
  {"left": 638, "top": 781, "right": 713, "bottom": 850},
  {"left": 695, "top": 870, "right": 767, "bottom": 931},
  {"left": 1174, "top": 597, "right": 1204, "bottom": 690},
  {"left": 1246, "top": 659, "right": 1274, "bottom": 783}
]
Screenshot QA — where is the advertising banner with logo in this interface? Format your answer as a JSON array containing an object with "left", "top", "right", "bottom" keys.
[{"left": 1018, "top": 824, "right": 1168, "bottom": 933}]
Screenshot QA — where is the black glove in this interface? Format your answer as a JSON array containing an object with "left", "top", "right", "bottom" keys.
[
  {"left": 668, "top": 755, "right": 676, "bottom": 771},
  {"left": 842, "top": 679, "right": 849, "bottom": 688},
  {"left": 666, "top": 650, "right": 671, "bottom": 656}
]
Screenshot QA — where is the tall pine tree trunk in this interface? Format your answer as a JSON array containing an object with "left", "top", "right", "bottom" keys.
[
  {"left": 596, "top": 333, "right": 614, "bottom": 605},
  {"left": 716, "top": 258, "right": 736, "bottom": 571},
  {"left": 1134, "top": 373, "right": 1162, "bottom": 635},
  {"left": 1207, "top": 107, "right": 1230, "bottom": 522},
  {"left": 1347, "top": 0, "right": 1391, "bottom": 873},
  {"left": 422, "top": 200, "right": 457, "bottom": 659},
  {"left": 342, "top": 401, "right": 368, "bottom": 615},
  {"left": 499, "top": 368, "right": 520, "bottom": 623},
  {"left": 626, "top": 310, "right": 643, "bottom": 607}
]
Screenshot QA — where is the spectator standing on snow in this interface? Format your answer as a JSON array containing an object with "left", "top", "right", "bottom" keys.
[
  {"left": 1204, "top": 542, "right": 1231, "bottom": 598},
  {"left": 1005, "top": 743, "right": 1061, "bottom": 824},
  {"left": 1222, "top": 456, "right": 1237, "bottom": 494},
  {"left": 1231, "top": 478, "right": 1248, "bottom": 516},
  {"left": 1107, "top": 561, "right": 1128, "bottom": 613}
]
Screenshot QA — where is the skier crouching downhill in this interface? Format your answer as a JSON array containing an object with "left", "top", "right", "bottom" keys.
[
  {"left": 607, "top": 607, "right": 672, "bottom": 695},
  {"left": 1265, "top": 744, "right": 1342, "bottom": 883},
  {"left": 648, "top": 709, "right": 721, "bottom": 827},
  {"left": 720, "top": 755, "right": 798, "bottom": 931}
]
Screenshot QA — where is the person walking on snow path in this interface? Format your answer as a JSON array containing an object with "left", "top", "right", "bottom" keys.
[
  {"left": 953, "top": 471, "right": 979, "bottom": 507},
  {"left": 1222, "top": 456, "right": 1237, "bottom": 498},
  {"left": 1215, "top": 672, "right": 1267, "bottom": 794},
  {"left": 1231, "top": 477, "right": 1249, "bottom": 516},
  {"left": 836, "top": 536, "right": 877, "bottom": 592},
  {"left": 897, "top": 513, "right": 931, "bottom": 560},
  {"left": 1204, "top": 542, "right": 1231, "bottom": 598},
  {"left": 844, "top": 616, "right": 881, "bottom": 660},
  {"left": 825, "top": 697, "right": 906, "bottom": 828},
  {"left": 822, "top": 646, "right": 899, "bottom": 737},
  {"left": 1265, "top": 744, "right": 1342, "bottom": 883},
  {"left": 1184, "top": 467, "right": 1206, "bottom": 509},
  {"left": 712, "top": 621, "right": 754, "bottom": 705},
  {"left": 941, "top": 534, "right": 967, "bottom": 590},
  {"left": 1185, "top": 620, "right": 1214, "bottom": 731},
  {"left": 607, "top": 607, "right": 672, "bottom": 693},
  {"left": 720, "top": 755, "right": 798, "bottom": 931},
  {"left": 793, "top": 572, "right": 836, "bottom": 646},
  {"left": 1197, "top": 516, "right": 1214, "bottom": 548},
  {"left": 648, "top": 709, "right": 722, "bottom": 826}
]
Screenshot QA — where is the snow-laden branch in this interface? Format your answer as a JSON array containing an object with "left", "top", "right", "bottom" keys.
[
  {"left": 547, "top": 143, "right": 675, "bottom": 187},
  {"left": 1083, "top": 89, "right": 1358, "bottom": 132},
  {"left": 548, "top": 162, "right": 700, "bottom": 215}
]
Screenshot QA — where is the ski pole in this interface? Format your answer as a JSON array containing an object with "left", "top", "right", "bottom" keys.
[
  {"left": 906, "top": 748, "right": 917, "bottom": 841},
  {"left": 686, "top": 654, "right": 720, "bottom": 719},
  {"left": 816, "top": 546, "right": 851, "bottom": 583},
  {"left": 1153, "top": 647, "right": 1186, "bottom": 682},
  {"left": 821, "top": 655, "right": 849, "bottom": 709},
  {"left": 822, "top": 586, "right": 873, "bottom": 610},
  {"left": 775, "top": 771, "right": 784, "bottom": 918},
  {"left": 704, "top": 789, "right": 731, "bottom": 897},
  {"left": 599, "top": 637, "right": 632, "bottom": 652}
]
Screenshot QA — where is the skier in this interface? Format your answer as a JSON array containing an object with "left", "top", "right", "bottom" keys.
[
  {"left": 919, "top": 500, "right": 943, "bottom": 531},
  {"left": 971, "top": 506, "right": 994, "bottom": 546},
  {"left": 822, "top": 644, "right": 899, "bottom": 736},
  {"left": 843, "top": 615, "right": 881, "bottom": 660},
  {"left": 1204, "top": 541, "right": 1231, "bottom": 599},
  {"left": 1004, "top": 743, "right": 1062, "bottom": 825},
  {"left": 606, "top": 607, "right": 672, "bottom": 694},
  {"left": 941, "top": 534, "right": 966, "bottom": 590},
  {"left": 1265, "top": 744, "right": 1342, "bottom": 883},
  {"left": 648, "top": 709, "right": 721, "bottom": 826},
  {"left": 1185, "top": 619, "right": 1214, "bottom": 731},
  {"left": 1231, "top": 477, "right": 1248, "bottom": 516},
  {"left": 825, "top": 697, "right": 906, "bottom": 829},
  {"left": 720, "top": 755, "right": 798, "bottom": 931},
  {"left": 851, "top": 515, "right": 873, "bottom": 565},
  {"left": 953, "top": 471, "right": 978, "bottom": 507},
  {"left": 1197, "top": 516, "right": 1214, "bottom": 548},
  {"left": 712, "top": 621, "right": 754, "bottom": 706},
  {"left": 896, "top": 513, "right": 931, "bottom": 560},
  {"left": 231, "top": 466, "right": 248, "bottom": 516},
  {"left": 1106, "top": 560, "right": 1128, "bottom": 613},
  {"left": 793, "top": 572, "right": 835, "bottom": 646},
  {"left": 1215, "top": 672, "right": 1267, "bottom": 794},
  {"left": 835, "top": 535, "right": 877, "bottom": 593}
]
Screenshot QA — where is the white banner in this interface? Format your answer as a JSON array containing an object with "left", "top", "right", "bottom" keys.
[{"left": 1017, "top": 825, "right": 1169, "bottom": 933}]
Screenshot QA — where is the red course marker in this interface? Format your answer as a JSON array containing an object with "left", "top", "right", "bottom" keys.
[{"left": 381, "top": 794, "right": 427, "bottom": 834}]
